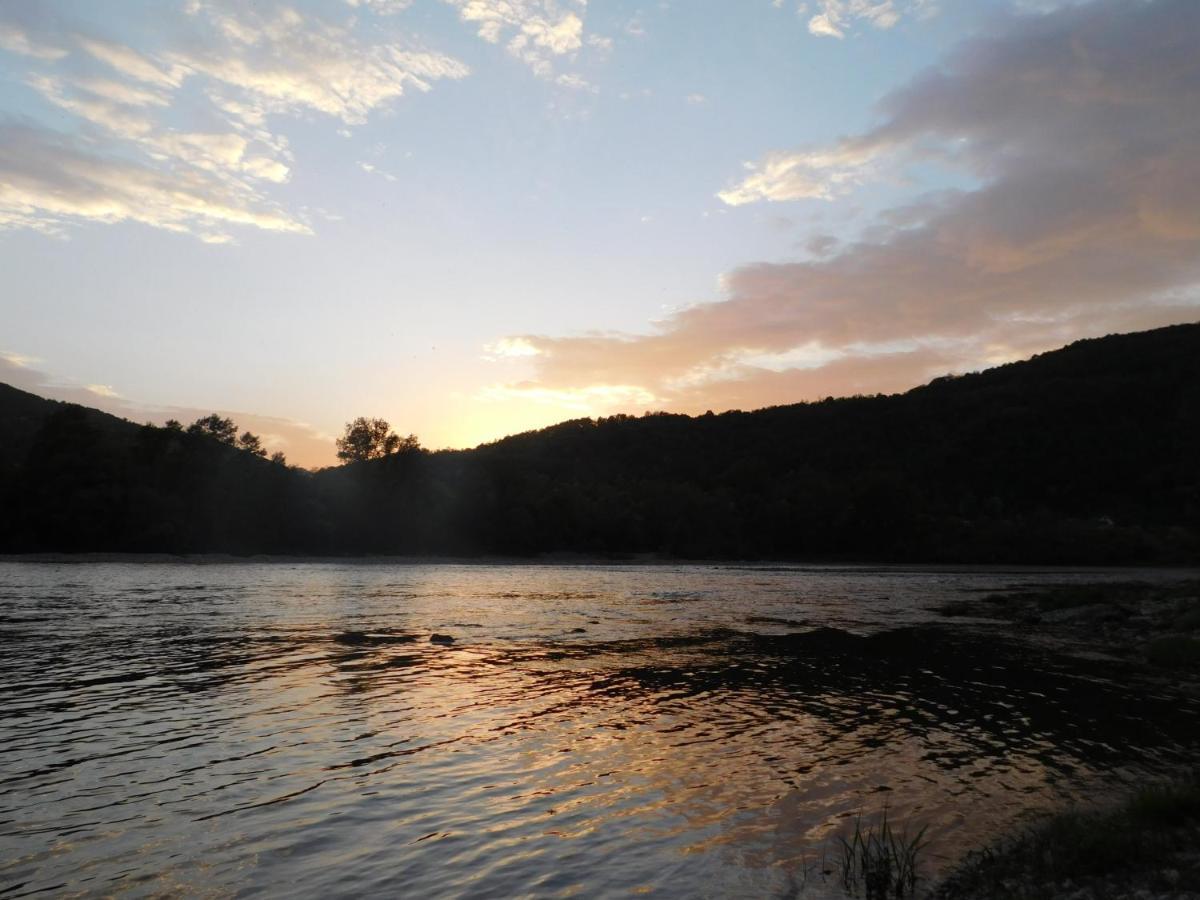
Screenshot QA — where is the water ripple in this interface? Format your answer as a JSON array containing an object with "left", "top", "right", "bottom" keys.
[{"left": 0, "top": 562, "right": 1195, "bottom": 898}]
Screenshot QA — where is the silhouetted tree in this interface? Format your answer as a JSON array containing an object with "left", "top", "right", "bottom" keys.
[
  {"left": 270, "top": 451, "right": 287, "bottom": 466},
  {"left": 187, "top": 414, "right": 237, "bottom": 445},
  {"left": 164, "top": 419, "right": 183, "bottom": 431},
  {"left": 238, "top": 431, "right": 267, "bottom": 457},
  {"left": 336, "top": 417, "right": 417, "bottom": 462}
]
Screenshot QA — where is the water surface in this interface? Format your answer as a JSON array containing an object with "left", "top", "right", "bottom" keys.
[{"left": 1, "top": 563, "right": 1196, "bottom": 898}]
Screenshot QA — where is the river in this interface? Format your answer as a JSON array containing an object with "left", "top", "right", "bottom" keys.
[{"left": 1, "top": 562, "right": 1196, "bottom": 898}]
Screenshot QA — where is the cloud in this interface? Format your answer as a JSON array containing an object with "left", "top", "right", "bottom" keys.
[
  {"left": 805, "top": 234, "right": 840, "bottom": 256},
  {"left": 358, "top": 160, "right": 398, "bottom": 181},
  {"left": 718, "top": 143, "right": 879, "bottom": 205},
  {"left": 803, "top": 1, "right": 928, "bottom": 39},
  {"left": 345, "top": 0, "right": 415, "bottom": 13},
  {"left": 26, "top": 73, "right": 156, "bottom": 139},
  {"left": 489, "top": 0, "right": 1200, "bottom": 418},
  {"left": 444, "top": 0, "right": 585, "bottom": 79},
  {"left": 72, "top": 77, "right": 172, "bottom": 108},
  {"left": 484, "top": 337, "right": 543, "bottom": 358},
  {"left": 555, "top": 72, "right": 595, "bottom": 91},
  {"left": 0, "top": 353, "right": 339, "bottom": 468},
  {"left": 0, "top": 122, "right": 309, "bottom": 239},
  {"left": 0, "top": 23, "right": 67, "bottom": 60},
  {"left": 586, "top": 33, "right": 613, "bottom": 53},
  {"left": 25, "top": 73, "right": 293, "bottom": 189},
  {"left": 0, "top": 352, "right": 40, "bottom": 369},
  {"left": 174, "top": 3, "right": 469, "bottom": 124},
  {"left": 0, "top": 1, "right": 468, "bottom": 240},
  {"left": 78, "top": 36, "right": 187, "bottom": 88}
]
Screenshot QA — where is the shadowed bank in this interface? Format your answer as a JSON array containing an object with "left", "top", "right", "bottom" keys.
[{"left": 1, "top": 324, "right": 1198, "bottom": 563}]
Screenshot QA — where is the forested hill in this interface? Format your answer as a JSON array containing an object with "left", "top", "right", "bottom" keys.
[
  {"left": 2, "top": 323, "right": 1199, "bottom": 562},
  {"left": 0, "top": 383, "right": 137, "bottom": 469}
]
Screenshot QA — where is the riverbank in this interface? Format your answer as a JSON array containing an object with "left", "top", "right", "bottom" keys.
[
  {"left": 933, "top": 775, "right": 1200, "bottom": 899},
  {"left": 927, "top": 580, "right": 1200, "bottom": 898},
  {"left": 934, "top": 579, "right": 1200, "bottom": 670}
]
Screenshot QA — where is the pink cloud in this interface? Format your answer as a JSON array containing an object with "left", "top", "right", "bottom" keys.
[{"left": 496, "top": 0, "right": 1200, "bottom": 416}]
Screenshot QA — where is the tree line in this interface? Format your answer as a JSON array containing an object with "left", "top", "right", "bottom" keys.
[
  {"left": 148, "top": 414, "right": 421, "bottom": 467},
  {"left": 0, "top": 323, "right": 1197, "bottom": 562},
  {"left": 168, "top": 414, "right": 287, "bottom": 465}
]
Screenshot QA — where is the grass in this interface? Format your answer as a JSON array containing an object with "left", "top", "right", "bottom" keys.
[
  {"left": 837, "top": 807, "right": 928, "bottom": 899},
  {"left": 1145, "top": 635, "right": 1200, "bottom": 667},
  {"left": 932, "top": 600, "right": 973, "bottom": 617},
  {"left": 1126, "top": 777, "right": 1200, "bottom": 826},
  {"left": 935, "top": 774, "right": 1200, "bottom": 898},
  {"left": 1174, "top": 606, "right": 1200, "bottom": 630}
]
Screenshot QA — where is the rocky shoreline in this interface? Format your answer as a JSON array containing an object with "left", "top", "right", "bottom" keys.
[
  {"left": 928, "top": 580, "right": 1200, "bottom": 899},
  {"left": 934, "top": 579, "right": 1200, "bottom": 672}
]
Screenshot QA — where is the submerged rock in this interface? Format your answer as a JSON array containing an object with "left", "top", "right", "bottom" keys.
[
  {"left": 1042, "top": 604, "right": 1125, "bottom": 625},
  {"left": 430, "top": 633, "right": 456, "bottom": 645},
  {"left": 334, "top": 631, "right": 418, "bottom": 646}
]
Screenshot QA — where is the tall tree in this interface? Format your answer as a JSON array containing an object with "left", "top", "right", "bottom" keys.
[
  {"left": 336, "top": 417, "right": 417, "bottom": 463},
  {"left": 238, "top": 431, "right": 267, "bottom": 457},
  {"left": 187, "top": 414, "right": 237, "bottom": 445}
]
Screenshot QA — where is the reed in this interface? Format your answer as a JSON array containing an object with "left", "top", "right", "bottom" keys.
[{"left": 837, "top": 806, "right": 927, "bottom": 899}]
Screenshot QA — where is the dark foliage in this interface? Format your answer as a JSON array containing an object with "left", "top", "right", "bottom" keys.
[
  {"left": 186, "top": 414, "right": 238, "bottom": 445},
  {"left": 0, "top": 400, "right": 317, "bottom": 554},
  {"left": 335, "top": 417, "right": 419, "bottom": 463},
  {"left": 238, "top": 431, "right": 267, "bottom": 458},
  {"left": 1, "top": 323, "right": 1198, "bottom": 560}
]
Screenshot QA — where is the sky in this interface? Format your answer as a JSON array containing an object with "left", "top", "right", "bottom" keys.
[{"left": 2, "top": 0, "right": 1198, "bottom": 467}]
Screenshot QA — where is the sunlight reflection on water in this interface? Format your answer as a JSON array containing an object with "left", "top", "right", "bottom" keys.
[{"left": 0, "top": 562, "right": 1196, "bottom": 898}]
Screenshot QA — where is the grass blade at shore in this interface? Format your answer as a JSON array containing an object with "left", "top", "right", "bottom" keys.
[{"left": 837, "top": 806, "right": 928, "bottom": 899}]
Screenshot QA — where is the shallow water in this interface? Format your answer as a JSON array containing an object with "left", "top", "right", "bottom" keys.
[{"left": 1, "top": 562, "right": 1196, "bottom": 898}]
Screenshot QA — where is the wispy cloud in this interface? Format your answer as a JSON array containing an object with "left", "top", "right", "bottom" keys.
[
  {"left": 176, "top": 3, "right": 469, "bottom": 124},
  {"left": 358, "top": 160, "right": 398, "bottom": 182},
  {"left": 0, "top": 1, "right": 468, "bottom": 241},
  {"left": 484, "top": 337, "right": 544, "bottom": 359},
  {"left": 0, "top": 22, "right": 67, "bottom": 60},
  {"left": 0, "top": 123, "right": 308, "bottom": 240},
  {"left": 796, "top": 0, "right": 935, "bottom": 39},
  {"left": 489, "top": 0, "right": 1200, "bottom": 417},
  {"left": 77, "top": 36, "right": 186, "bottom": 88},
  {"left": 345, "top": 0, "right": 415, "bottom": 14},
  {"left": 718, "top": 143, "right": 879, "bottom": 205},
  {"left": 443, "top": 0, "right": 588, "bottom": 80}
]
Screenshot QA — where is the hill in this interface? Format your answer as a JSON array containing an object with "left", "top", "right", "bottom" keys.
[
  {"left": 3, "top": 323, "right": 1198, "bottom": 561},
  {"left": 0, "top": 383, "right": 141, "bottom": 470},
  {"left": 0, "top": 390, "right": 311, "bottom": 553}
]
